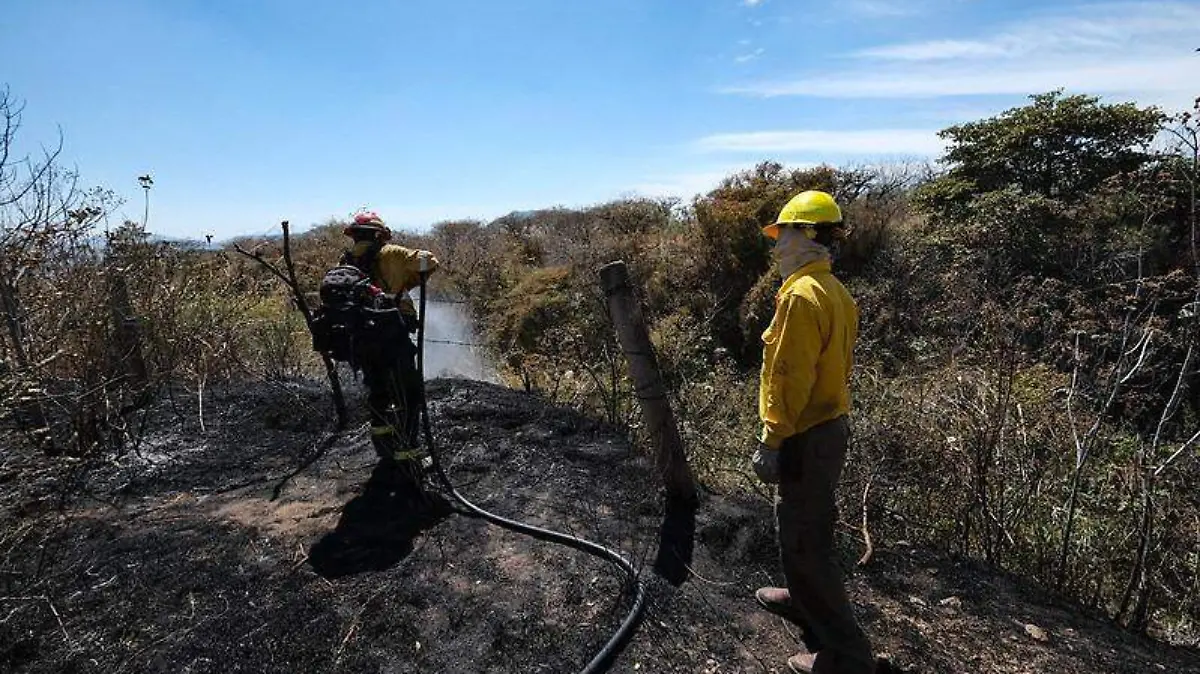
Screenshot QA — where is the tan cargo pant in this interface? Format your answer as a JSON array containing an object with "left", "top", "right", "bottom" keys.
[{"left": 777, "top": 417, "right": 874, "bottom": 674}]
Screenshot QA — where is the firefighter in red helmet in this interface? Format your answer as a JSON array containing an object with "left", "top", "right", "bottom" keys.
[{"left": 340, "top": 211, "right": 439, "bottom": 490}]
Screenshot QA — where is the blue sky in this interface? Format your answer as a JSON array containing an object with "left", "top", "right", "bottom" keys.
[{"left": 2, "top": 0, "right": 1197, "bottom": 240}]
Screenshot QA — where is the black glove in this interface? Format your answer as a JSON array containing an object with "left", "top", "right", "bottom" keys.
[{"left": 752, "top": 442, "right": 781, "bottom": 484}]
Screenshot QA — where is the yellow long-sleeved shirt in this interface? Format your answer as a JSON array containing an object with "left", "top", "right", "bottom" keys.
[
  {"left": 349, "top": 242, "right": 440, "bottom": 315},
  {"left": 758, "top": 259, "right": 858, "bottom": 450}
]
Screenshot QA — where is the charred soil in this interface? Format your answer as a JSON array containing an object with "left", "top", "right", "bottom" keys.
[{"left": 2, "top": 378, "right": 1198, "bottom": 673}]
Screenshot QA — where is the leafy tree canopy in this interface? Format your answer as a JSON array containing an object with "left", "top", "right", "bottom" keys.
[{"left": 917, "top": 91, "right": 1166, "bottom": 220}]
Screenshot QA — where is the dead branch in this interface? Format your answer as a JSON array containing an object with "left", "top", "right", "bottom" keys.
[
  {"left": 1154, "top": 427, "right": 1200, "bottom": 478},
  {"left": 45, "top": 595, "right": 70, "bottom": 647},
  {"left": 1066, "top": 332, "right": 1084, "bottom": 464},
  {"left": 679, "top": 560, "right": 738, "bottom": 587},
  {"left": 334, "top": 589, "right": 385, "bottom": 664},
  {"left": 857, "top": 470, "right": 876, "bottom": 567},
  {"left": 233, "top": 222, "right": 347, "bottom": 428},
  {"left": 0, "top": 595, "right": 70, "bottom": 645}
]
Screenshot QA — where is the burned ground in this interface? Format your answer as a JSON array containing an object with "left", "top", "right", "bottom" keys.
[{"left": 2, "top": 378, "right": 1198, "bottom": 673}]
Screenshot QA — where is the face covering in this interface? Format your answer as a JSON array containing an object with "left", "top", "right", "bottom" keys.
[
  {"left": 773, "top": 227, "right": 830, "bottom": 278},
  {"left": 351, "top": 238, "right": 382, "bottom": 257}
]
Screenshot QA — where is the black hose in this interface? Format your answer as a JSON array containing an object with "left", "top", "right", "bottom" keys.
[{"left": 415, "top": 273, "right": 646, "bottom": 674}]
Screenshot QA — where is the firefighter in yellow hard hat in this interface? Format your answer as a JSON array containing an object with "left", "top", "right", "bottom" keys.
[
  {"left": 342, "top": 211, "right": 440, "bottom": 491},
  {"left": 751, "top": 191, "right": 877, "bottom": 674}
]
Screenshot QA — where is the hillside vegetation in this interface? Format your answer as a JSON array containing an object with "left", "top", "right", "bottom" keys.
[{"left": 2, "top": 89, "right": 1198, "bottom": 649}]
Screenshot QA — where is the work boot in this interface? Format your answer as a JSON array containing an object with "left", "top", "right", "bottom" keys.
[
  {"left": 756, "top": 586, "right": 806, "bottom": 623},
  {"left": 792, "top": 651, "right": 880, "bottom": 674},
  {"left": 787, "top": 652, "right": 817, "bottom": 674}
]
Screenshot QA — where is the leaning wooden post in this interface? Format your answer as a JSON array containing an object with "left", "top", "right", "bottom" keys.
[{"left": 599, "top": 261, "right": 697, "bottom": 505}]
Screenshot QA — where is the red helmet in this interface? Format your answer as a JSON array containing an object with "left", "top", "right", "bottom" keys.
[{"left": 343, "top": 210, "right": 391, "bottom": 240}]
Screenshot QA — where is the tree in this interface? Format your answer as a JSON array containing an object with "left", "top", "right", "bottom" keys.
[
  {"left": 918, "top": 91, "right": 1165, "bottom": 218},
  {"left": 0, "top": 87, "right": 111, "bottom": 451},
  {"left": 914, "top": 92, "right": 1173, "bottom": 287}
]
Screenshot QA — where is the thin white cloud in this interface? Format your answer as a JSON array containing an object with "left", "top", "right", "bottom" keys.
[
  {"left": 743, "top": 0, "right": 764, "bottom": 6},
  {"left": 735, "top": 47, "right": 766, "bottom": 64},
  {"left": 724, "top": 56, "right": 1195, "bottom": 100},
  {"left": 854, "top": 2, "right": 1200, "bottom": 61},
  {"left": 724, "top": 1, "right": 1200, "bottom": 109},
  {"left": 630, "top": 162, "right": 817, "bottom": 199},
  {"left": 856, "top": 39, "right": 1013, "bottom": 61},
  {"left": 695, "top": 129, "right": 944, "bottom": 156}
]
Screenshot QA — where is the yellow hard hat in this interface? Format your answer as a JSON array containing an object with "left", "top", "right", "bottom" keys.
[{"left": 762, "top": 190, "right": 843, "bottom": 240}]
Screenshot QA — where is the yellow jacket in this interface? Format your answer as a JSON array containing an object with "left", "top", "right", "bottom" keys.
[
  {"left": 758, "top": 259, "right": 858, "bottom": 450},
  {"left": 349, "top": 242, "right": 440, "bottom": 314}
]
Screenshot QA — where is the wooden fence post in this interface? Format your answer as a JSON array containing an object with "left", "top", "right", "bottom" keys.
[
  {"left": 599, "top": 260, "right": 697, "bottom": 506},
  {"left": 106, "top": 266, "right": 148, "bottom": 389}
]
